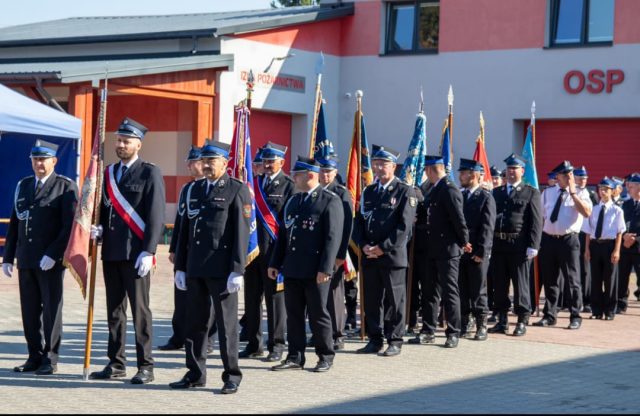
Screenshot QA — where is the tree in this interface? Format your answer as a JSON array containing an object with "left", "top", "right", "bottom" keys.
[{"left": 270, "top": 0, "right": 320, "bottom": 8}]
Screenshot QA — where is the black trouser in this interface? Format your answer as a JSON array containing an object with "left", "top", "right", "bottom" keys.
[
  {"left": 421, "top": 255, "right": 461, "bottom": 336},
  {"left": 185, "top": 277, "right": 241, "bottom": 385},
  {"left": 103, "top": 260, "right": 153, "bottom": 371},
  {"left": 579, "top": 232, "right": 591, "bottom": 307},
  {"left": 344, "top": 278, "right": 358, "bottom": 323},
  {"left": 242, "top": 257, "right": 264, "bottom": 353},
  {"left": 458, "top": 255, "right": 489, "bottom": 321},
  {"left": 589, "top": 240, "right": 617, "bottom": 317},
  {"left": 486, "top": 258, "right": 496, "bottom": 312},
  {"left": 327, "top": 268, "right": 346, "bottom": 340},
  {"left": 491, "top": 251, "right": 531, "bottom": 319},
  {"left": 284, "top": 277, "right": 334, "bottom": 366},
  {"left": 168, "top": 285, "right": 217, "bottom": 348},
  {"left": 540, "top": 233, "right": 583, "bottom": 322},
  {"left": 18, "top": 267, "right": 64, "bottom": 366},
  {"left": 408, "top": 252, "right": 424, "bottom": 328},
  {"left": 362, "top": 265, "right": 406, "bottom": 346},
  {"left": 617, "top": 251, "right": 640, "bottom": 312}
]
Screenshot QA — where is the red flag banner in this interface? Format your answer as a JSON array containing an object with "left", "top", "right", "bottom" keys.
[{"left": 472, "top": 112, "right": 492, "bottom": 185}]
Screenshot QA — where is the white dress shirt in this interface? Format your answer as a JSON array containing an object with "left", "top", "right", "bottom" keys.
[
  {"left": 583, "top": 201, "right": 626, "bottom": 240},
  {"left": 34, "top": 171, "right": 54, "bottom": 190},
  {"left": 117, "top": 155, "right": 138, "bottom": 182},
  {"left": 541, "top": 185, "right": 593, "bottom": 235}
]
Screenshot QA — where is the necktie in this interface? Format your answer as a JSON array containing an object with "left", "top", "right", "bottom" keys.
[
  {"left": 462, "top": 189, "right": 469, "bottom": 200},
  {"left": 299, "top": 193, "right": 307, "bottom": 208},
  {"left": 263, "top": 177, "right": 271, "bottom": 189},
  {"left": 594, "top": 206, "right": 605, "bottom": 239},
  {"left": 118, "top": 165, "right": 128, "bottom": 183},
  {"left": 206, "top": 182, "right": 212, "bottom": 197},
  {"left": 549, "top": 188, "right": 565, "bottom": 223},
  {"left": 507, "top": 185, "right": 512, "bottom": 196},
  {"left": 35, "top": 180, "right": 43, "bottom": 194}
]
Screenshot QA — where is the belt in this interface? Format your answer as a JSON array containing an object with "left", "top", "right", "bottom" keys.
[{"left": 495, "top": 232, "right": 520, "bottom": 240}]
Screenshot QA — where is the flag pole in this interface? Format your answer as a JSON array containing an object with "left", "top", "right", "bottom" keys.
[
  {"left": 447, "top": 85, "right": 454, "bottom": 159},
  {"left": 83, "top": 76, "right": 108, "bottom": 381},
  {"left": 308, "top": 52, "right": 324, "bottom": 158},
  {"left": 355, "top": 90, "right": 366, "bottom": 341},
  {"left": 530, "top": 100, "right": 541, "bottom": 317}
]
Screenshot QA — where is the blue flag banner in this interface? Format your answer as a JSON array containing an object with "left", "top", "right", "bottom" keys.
[
  {"left": 312, "top": 100, "right": 334, "bottom": 161},
  {"left": 400, "top": 113, "right": 427, "bottom": 186},
  {"left": 440, "top": 119, "right": 456, "bottom": 183},
  {"left": 521, "top": 121, "right": 539, "bottom": 189}
]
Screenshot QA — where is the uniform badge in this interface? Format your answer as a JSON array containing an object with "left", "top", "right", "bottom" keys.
[
  {"left": 218, "top": 180, "right": 225, "bottom": 187},
  {"left": 390, "top": 197, "right": 397, "bottom": 206},
  {"left": 243, "top": 204, "right": 252, "bottom": 218},
  {"left": 516, "top": 186, "right": 522, "bottom": 192},
  {"left": 311, "top": 191, "right": 317, "bottom": 198},
  {"left": 273, "top": 180, "right": 280, "bottom": 186},
  {"left": 388, "top": 185, "right": 394, "bottom": 191},
  {"left": 409, "top": 197, "right": 417, "bottom": 207}
]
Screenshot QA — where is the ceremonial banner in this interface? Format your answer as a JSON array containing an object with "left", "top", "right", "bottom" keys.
[
  {"left": 473, "top": 112, "right": 492, "bottom": 186},
  {"left": 522, "top": 118, "right": 539, "bottom": 189},
  {"left": 346, "top": 107, "right": 373, "bottom": 212},
  {"left": 399, "top": 112, "right": 427, "bottom": 186},
  {"left": 311, "top": 100, "right": 334, "bottom": 161},
  {"left": 440, "top": 119, "right": 456, "bottom": 183}
]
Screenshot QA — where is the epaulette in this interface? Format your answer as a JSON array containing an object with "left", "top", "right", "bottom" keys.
[
  {"left": 323, "top": 188, "right": 338, "bottom": 197},
  {"left": 142, "top": 161, "right": 156, "bottom": 167},
  {"left": 335, "top": 184, "right": 347, "bottom": 192},
  {"left": 57, "top": 175, "right": 73, "bottom": 182}
]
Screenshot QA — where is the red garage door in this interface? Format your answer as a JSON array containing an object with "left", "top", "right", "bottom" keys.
[
  {"left": 534, "top": 119, "right": 640, "bottom": 185},
  {"left": 250, "top": 109, "right": 292, "bottom": 170}
]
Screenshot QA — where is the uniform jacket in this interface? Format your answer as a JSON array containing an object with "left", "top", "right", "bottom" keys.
[
  {"left": 270, "top": 186, "right": 344, "bottom": 278},
  {"left": 492, "top": 183, "right": 542, "bottom": 253},
  {"left": 414, "top": 181, "right": 432, "bottom": 253},
  {"left": 353, "top": 177, "right": 418, "bottom": 268},
  {"left": 463, "top": 187, "right": 496, "bottom": 259},
  {"left": 621, "top": 199, "right": 640, "bottom": 254},
  {"left": 422, "top": 177, "right": 469, "bottom": 259},
  {"left": 256, "top": 170, "right": 295, "bottom": 259},
  {"left": 169, "top": 180, "right": 194, "bottom": 254},
  {"left": 100, "top": 159, "right": 166, "bottom": 261},
  {"left": 175, "top": 174, "right": 251, "bottom": 279},
  {"left": 3, "top": 172, "right": 78, "bottom": 269},
  {"left": 326, "top": 180, "right": 354, "bottom": 260}
]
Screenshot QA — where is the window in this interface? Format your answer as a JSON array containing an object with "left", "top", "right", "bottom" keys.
[
  {"left": 550, "top": 0, "right": 614, "bottom": 47},
  {"left": 386, "top": 1, "right": 439, "bottom": 54}
]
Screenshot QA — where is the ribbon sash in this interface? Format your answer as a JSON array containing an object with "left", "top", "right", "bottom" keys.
[
  {"left": 105, "top": 165, "right": 146, "bottom": 240},
  {"left": 253, "top": 176, "right": 279, "bottom": 241}
]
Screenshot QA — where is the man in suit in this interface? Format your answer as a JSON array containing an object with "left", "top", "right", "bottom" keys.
[
  {"left": 318, "top": 153, "right": 353, "bottom": 350},
  {"left": 3, "top": 140, "right": 78, "bottom": 375},
  {"left": 240, "top": 142, "right": 295, "bottom": 362},
  {"left": 409, "top": 155, "right": 470, "bottom": 348},
  {"left": 617, "top": 173, "right": 640, "bottom": 313},
  {"left": 269, "top": 156, "right": 344, "bottom": 372},
  {"left": 89, "top": 117, "right": 166, "bottom": 384},
  {"left": 457, "top": 159, "right": 496, "bottom": 341},
  {"left": 353, "top": 145, "right": 417, "bottom": 357},
  {"left": 161, "top": 145, "right": 216, "bottom": 353},
  {"left": 169, "top": 140, "right": 251, "bottom": 394},
  {"left": 489, "top": 154, "right": 542, "bottom": 336}
]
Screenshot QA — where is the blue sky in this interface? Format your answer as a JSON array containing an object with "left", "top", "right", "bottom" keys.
[{"left": 0, "top": 0, "right": 273, "bottom": 28}]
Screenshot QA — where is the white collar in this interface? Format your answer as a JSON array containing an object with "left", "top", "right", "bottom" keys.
[
  {"left": 35, "top": 171, "right": 54, "bottom": 186},
  {"left": 466, "top": 185, "right": 480, "bottom": 195},
  {"left": 600, "top": 200, "right": 613, "bottom": 209},
  {"left": 507, "top": 181, "right": 521, "bottom": 189},
  {"left": 268, "top": 171, "right": 281, "bottom": 181},
  {"left": 377, "top": 176, "right": 396, "bottom": 190},
  {"left": 119, "top": 155, "right": 139, "bottom": 169}
]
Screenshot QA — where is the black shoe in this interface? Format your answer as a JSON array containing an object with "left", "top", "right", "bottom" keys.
[
  {"left": 13, "top": 361, "right": 41, "bottom": 373},
  {"left": 131, "top": 369, "right": 154, "bottom": 384},
  {"left": 356, "top": 342, "right": 382, "bottom": 354},
  {"left": 408, "top": 333, "right": 435, "bottom": 344},
  {"left": 271, "top": 360, "right": 303, "bottom": 371},
  {"left": 487, "top": 312, "right": 498, "bottom": 324},
  {"left": 169, "top": 375, "right": 205, "bottom": 389},
  {"left": 604, "top": 314, "right": 615, "bottom": 321},
  {"left": 474, "top": 327, "right": 488, "bottom": 341},
  {"left": 533, "top": 318, "right": 556, "bottom": 327},
  {"left": 158, "top": 343, "right": 183, "bottom": 351},
  {"left": 382, "top": 345, "right": 401, "bottom": 357},
  {"left": 590, "top": 314, "right": 602, "bottom": 320},
  {"left": 582, "top": 305, "right": 592, "bottom": 314},
  {"left": 89, "top": 366, "right": 127, "bottom": 380},
  {"left": 35, "top": 363, "right": 57, "bottom": 375},
  {"left": 313, "top": 360, "right": 332, "bottom": 372},
  {"left": 487, "top": 322, "right": 509, "bottom": 334},
  {"left": 221, "top": 381, "right": 239, "bottom": 394},
  {"left": 567, "top": 320, "right": 581, "bottom": 330},
  {"left": 333, "top": 338, "right": 345, "bottom": 351},
  {"left": 444, "top": 335, "right": 459, "bottom": 348},
  {"left": 265, "top": 351, "right": 282, "bottom": 362},
  {"left": 239, "top": 349, "right": 264, "bottom": 359},
  {"left": 512, "top": 322, "right": 527, "bottom": 337}
]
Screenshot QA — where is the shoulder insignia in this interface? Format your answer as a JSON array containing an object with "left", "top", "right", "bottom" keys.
[
  {"left": 323, "top": 188, "right": 338, "bottom": 197},
  {"left": 57, "top": 175, "right": 73, "bottom": 182},
  {"left": 336, "top": 184, "right": 347, "bottom": 191},
  {"left": 142, "top": 161, "right": 156, "bottom": 166}
]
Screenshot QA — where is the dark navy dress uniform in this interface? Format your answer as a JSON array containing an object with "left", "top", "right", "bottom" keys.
[
  {"left": 270, "top": 160, "right": 344, "bottom": 368},
  {"left": 173, "top": 167, "right": 251, "bottom": 387},
  {"left": 3, "top": 148, "right": 78, "bottom": 371},
  {"left": 408, "top": 184, "right": 428, "bottom": 330},
  {"left": 96, "top": 119, "right": 166, "bottom": 376},
  {"left": 618, "top": 174, "right": 640, "bottom": 312},
  {"left": 353, "top": 167, "right": 418, "bottom": 351}
]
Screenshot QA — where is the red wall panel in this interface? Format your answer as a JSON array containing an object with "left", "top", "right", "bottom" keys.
[{"left": 250, "top": 109, "right": 292, "bottom": 170}]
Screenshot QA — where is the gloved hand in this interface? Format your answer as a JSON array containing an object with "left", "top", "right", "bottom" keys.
[
  {"left": 90, "top": 225, "right": 103, "bottom": 240},
  {"left": 39, "top": 255, "right": 56, "bottom": 271},
  {"left": 174, "top": 270, "right": 187, "bottom": 291},
  {"left": 135, "top": 251, "right": 154, "bottom": 277},
  {"left": 226, "top": 273, "right": 243, "bottom": 294},
  {"left": 526, "top": 247, "right": 538, "bottom": 260},
  {"left": 2, "top": 263, "right": 13, "bottom": 278}
]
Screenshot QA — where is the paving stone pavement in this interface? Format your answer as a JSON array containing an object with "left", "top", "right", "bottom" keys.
[{"left": 0, "top": 245, "right": 638, "bottom": 414}]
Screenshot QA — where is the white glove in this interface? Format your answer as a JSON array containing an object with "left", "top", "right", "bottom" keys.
[
  {"left": 174, "top": 270, "right": 187, "bottom": 291},
  {"left": 526, "top": 247, "right": 538, "bottom": 260},
  {"left": 2, "top": 263, "right": 13, "bottom": 278},
  {"left": 226, "top": 273, "right": 243, "bottom": 294},
  {"left": 39, "top": 255, "right": 56, "bottom": 271},
  {"left": 135, "top": 251, "right": 154, "bottom": 277},
  {"left": 90, "top": 225, "right": 103, "bottom": 240}
]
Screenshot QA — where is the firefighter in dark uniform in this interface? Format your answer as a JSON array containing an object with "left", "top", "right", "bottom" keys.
[
  {"left": 160, "top": 145, "right": 216, "bottom": 353},
  {"left": 457, "top": 159, "right": 496, "bottom": 341},
  {"left": 487, "top": 165, "right": 503, "bottom": 323},
  {"left": 269, "top": 156, "right": 344, "bottom": 372},
  {"left": 618, "top": 173, "right": 640, "bottom": 312},
  {"left": 2, "top": 140, "right": 78, "bottom": 375},
  {"left": 409, "top": 155, "right": 469, "bottom": 348},
  {"left": 169, "top": 140, "right": 251, "bottom": 394},
  {"left": 575, "top": 166, "right": 597, "bottom": 314},
  {"left": 317, "top": 153, "right": 353, "bottom": 350},
  {"left": 89, "top": 118, "right": 166, "bottom": 384},
  {"left": 488, "top": 154, "right": 542, "bottom": 337},
  {"left": 240, "top": 142, "right": 294, "bottom": 362},
  {"left": 407, "top": 181, "right": 427, "bottom": 333},
  {"left": 353, "top": 145, "right": 417, "bottom": 357}
]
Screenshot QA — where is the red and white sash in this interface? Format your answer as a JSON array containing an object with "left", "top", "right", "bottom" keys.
[
  {"left": 105, "top": 165, "right": 146, "bottom": 240},
  {"left": 253, "top": 176, "right": 279, "bottom": 240}
]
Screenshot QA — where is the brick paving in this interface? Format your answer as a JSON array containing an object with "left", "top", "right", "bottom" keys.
[{"left": 0, "top": 245, "right": 638, "bottom": 414}]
